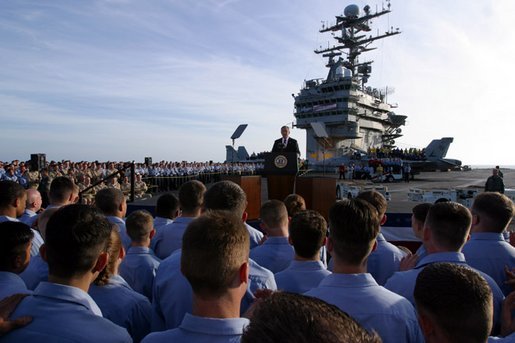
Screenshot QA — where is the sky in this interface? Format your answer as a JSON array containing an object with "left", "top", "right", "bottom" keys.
[{"left": 1, "top": 0, "right": 514, "bottom": 165}]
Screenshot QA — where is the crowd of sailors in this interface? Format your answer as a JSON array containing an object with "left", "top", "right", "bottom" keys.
[{"left": 0, "top": 170, "right": 515, "bottom": 342}]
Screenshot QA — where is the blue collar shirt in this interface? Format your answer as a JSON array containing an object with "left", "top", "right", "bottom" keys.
[
  {"left": 153, "top": 217, "right": 194, "bottom": 259},
  {"left": 245, "top": 223, "right": 264, "bottom": 249},
  {"left": 275, "top": 260, "right": 330, "bottom": 294},
  {"left": 1, "top": 281, "right": 131, "bottom": 342},
  {"left": 107, "top": 216, "right": 132, "bottom": 251},
  {"left": 305, "top": 273, "right": 422, "bottom": 343},
  {"left": 19, "top": 254, "right": 48, "bottom": 290},
  {"left": 89, "top": 275, "right": 151, "bottom": 343},
  {"left": 120, "top": 246, "right": 161, "bottom": 301},
  {"left": 249, "top": 236, "right": 294, "bottom": 273},
  {"left": 367, "top": 233, "right": 408, "bottom": 285},
  {"left": 463, "top": 232, "right": 515, "bottom": 295},
  {"left": 144, "top": 313, "right": 249, "bottom": 343},
  {"left": 385, "top": 251, "right": 505, "bottom": 334}
]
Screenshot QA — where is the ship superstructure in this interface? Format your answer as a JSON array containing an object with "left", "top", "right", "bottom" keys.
[{"left": 294, "top": 2, "right": 406, "bottom": 165}]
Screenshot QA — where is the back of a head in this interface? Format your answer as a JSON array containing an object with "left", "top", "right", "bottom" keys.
[
  {"left": 0, "top": 221, "right": 34, "bottom": 272},
  {"left": 94, "top": 226, "right": 122, "bottom": 286},
  {"left": 37, "top": 207, "right": 60, "bottom": 241},
  {"left": 329, "top": 199, "right": 380, "bottom": 264},
  {"left": 241, "top": 292, "right": 381, "bottom": 343},
  {"left": 181, "top": 210, "right": 249, "bottom": 298},
  {"left": 289, "top": 210, "right": 327, "bottom": 259},
  {"left": 414, "top": 263, "right": 492, "bottom": 343},
  {"left": 412, "top": 203, "right": 432, "bottom": 223},
  {"left": 0, "top": 180, "right": 25, "bottom": 209},
  {"left": 260, "top": 200, "right": 288, "bottom": 229},
  {"left": 425, "top": 202, "right": 472, "bottom": 251},
  {"left": 95, "top": 188, "right": 124, "bottom": 216},
  {"left": 49, "top": 176, "right": 75, "bottom": 205},
  {"left": 283, "top": 194, "right": 306, "bottom": 217},
  {"left": 45, "top": 204, "right": 112, "bottom": 279},
  {"left": 356, "top": 190, "right": 387, "bottom": 219},
  {"left": 472, "top": 192, "right": 515, "bottom": 233},
  {"left": 155, "top": 192, "right": 180, "bottom": 219},
  {"left": 126, "top": 210, "right": 154, "bottom": 242},
  {"left": 178, "top": 180, "right": 206, "bottom": 213},
  {"left": 203, "top": 181, "right": 247, "bottom": 217}
]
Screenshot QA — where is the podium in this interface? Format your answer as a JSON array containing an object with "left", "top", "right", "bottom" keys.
[
  {"left": 265, "top": 152, "right": 298, "bottom": 201},
  {"left": 221, "top": 175, "right": 261, "bottom": 220},
  {"left": 295, "top": 177, "right": 336, "bottom": 220}
]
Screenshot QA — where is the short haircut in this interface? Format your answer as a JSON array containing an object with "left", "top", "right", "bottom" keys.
[
  {"left": 414, "top": 263, "right": 492, "bottom": 343},
  {"left": 412, "top": 202, "right": 432, "bottom": 223},
  {"left": 289, "top": 210, "right": 327, "bottom": 259},
  {"left": 0, "top": 221, "right": 34, "bottom": 271},
  {"left": 181, "top": 210, "right": 249, "bottom": 298},
  {"left": 283, "top": 194, "right": 306, "bottom": 217},
  {"left": 328, "top": 199, "right": 380, "bottom": 264},
  {"left": 126, "top": 210, "right": 154, "bottom": 242},
  {"left": 178, "top": 180, "right": 206, "bottom": 213},
  {"left": 94, "top": 225, "right": 122, "bottom": 286},
  {"left": 0, "top": 180, "right": 26, "bottom": 208},
  {"left": 425, "top": 202, "right": 472, "bottom": 251},
  {"left": 356, "top": 190, "right": 387, "bottom": 219},
  {"left": 241, "top": 292, "right": 381, "bottom": 343},
  {"left": 260, "top": 200, "right": 288, "bottom": 229},
  {"left": 155, "top": 193, "right": 180, "bottom": 218},
  {"left": 472, "top": 192, "right": 515, "bottom": 233},
  {"left": 45, "top": 204, "right": 112, "bottom": 279},
  {"left": 203, "top": 181, "right": 247, "bottom": 216},
  {"left": 95, "top": 188, "right": 125, "bottom": 216},
  {"left": 49, "top": 176, "right": 75, "bottom": 204}
]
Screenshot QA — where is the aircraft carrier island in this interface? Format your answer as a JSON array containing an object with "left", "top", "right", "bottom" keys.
[{"left": 293, "top": 2, "right": 408, "bottom": 167}]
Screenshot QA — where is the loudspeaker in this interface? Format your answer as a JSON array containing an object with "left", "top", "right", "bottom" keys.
[
  {"left": 30, "top": 153, "right": 46, "bottom": 171},
  {"left": 144, "top": 157, "right": 152, "bottom": 167}
]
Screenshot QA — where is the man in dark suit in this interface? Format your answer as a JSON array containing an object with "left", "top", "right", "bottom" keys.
[{"left": 272, "top": 126, "right": 300, "bottom": 156}]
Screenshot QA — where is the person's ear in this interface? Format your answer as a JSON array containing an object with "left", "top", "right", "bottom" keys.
[
  {"left": 241, "top": 211, "right": 248, "bottom": 223},
  {"left": 93, "top": 252, "right": 109, "bottom": 273},
  {"left": 288, "top": 236, "right": 294, "bottom": 246},
  {"left": 381, "top": 214, "right": 387, "bottom": 226},
  {"left": 417, "top": 311, "right": 435, "bottom": 338},
  {"left": 40, "top": 244, "right": 47, "bottom": 262},
  {"left": 238, "top": 261, "right": 249, "bottom": 284},
  {"left": 149, "top": 228, "right": 156, "bottom": 240}
]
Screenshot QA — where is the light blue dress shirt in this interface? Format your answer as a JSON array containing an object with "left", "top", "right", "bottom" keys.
[
  {"left": 143, "top": 313, "right": 249, "bottom": 343},
  {"left": 367, "top": 233, "right": 408, "bottom": 285},
  {"left": 385, "top": 251, "right": 505, "bottom": 334},
  {"left": 153, "top": 216, "right": 173, "bottom": 233},
  {"left": 19, "top": 254, "right": 48, "bottom": 290},
  {"left": 151, "top": 251, "right": 276, "bottom": 332},
  {"left": 305, "top": 273, "right": 423, "bottom": 343},
  {"left": 275, "top": 260, "right": 330, "bottom": 293},
  {"left": 107, "top": 216, "right": 132, "bottom": 251},
  {"left": 153, "top": 217, "right": 194, "bottom": 259},
  {"left": 0, "top": 271, "right": 30, "bottom": 300},
  {"left": 2, "top": 281, "right": 131, "bottom": 342},
  {"left": 249, "top": 236, "right": 294, "bottom": 273},
  {"left": 120, "top": 246, "right": 161, "bottom": 301},
  {"left": 89, "top": 274, "right": 151, "bottom": 342},
  {"left": 463, "top": 232, "right": 515, "bottom": 295}
]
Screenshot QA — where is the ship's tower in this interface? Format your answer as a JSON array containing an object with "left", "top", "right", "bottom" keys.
[{"left": 293, "top": 1, "right": 406, "bottom": 164}]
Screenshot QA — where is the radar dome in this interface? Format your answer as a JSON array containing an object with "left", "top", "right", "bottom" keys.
[{"left": 344, "top": 4, "right": 360, "bottom": 18}]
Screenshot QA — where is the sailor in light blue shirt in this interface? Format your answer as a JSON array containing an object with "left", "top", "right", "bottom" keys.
[
  {"left": 120, "top": 246, "right": 161, "bottom": 301},
  {"left": 275, "top": 210, "right": 331, "bottom": 293},
  {"left": 245, "top": 222, "right": 264, "bottom": 249},
  {"left": 152, "top": 192, "right": 180, "bottom": 236},
  {"left": 144, "top": 313, "right": 249, "bottom": 343},
  {"left": 153, "top": 216, "right": 173, "bottom": 233},
  {"left": 249, "top": 201, "right": 294, "bottom": 273},
  {"left": 462, "top": 192, "right": 515, "bottom": 296},
  {"left": 305, "top": 199, "right": 422, "bottom": 343},
  {"left": 19, "top": 209, "right": 38, "bottom": 228},
  {"left": 3, "top": 282, "right": 131, "bottom": 343},
  {"left": 276, "top": 260, "right": 330, "bottom": 293},
  {"left": 463, "top": 232, "right": 515, "bottom": 296},
  {"left": 151, "top": 250, "right": 275, "bottom": 331},
  {"left": 0, "top": 216, "right": 43, "bottom": 257},
  {"left": 147, "top": 211, "right": 252, "bottom": 343},
  {"left": 89, "top": 274, "right": 152, "bottom": 343},
  {"left": 367, "top": 232, "right": 407, "bottom": 285},
  {"left": 153, "top": 217, "right": 194, "bottom": 259},
  {"left": 18, "top": 189, "right": 43, "bottom": 229}
]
